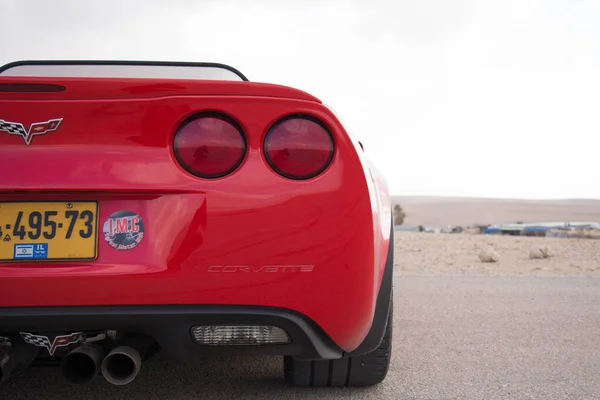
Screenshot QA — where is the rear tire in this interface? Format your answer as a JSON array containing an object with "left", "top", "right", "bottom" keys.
[{"left": 283, "top": 296, "right": 393, "bottom": 387}]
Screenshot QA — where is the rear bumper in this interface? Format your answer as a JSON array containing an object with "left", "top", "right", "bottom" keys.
[
  {"left": 0, "top": 305, "right": 343, "bottom": 362},
  {"left": 0, "top": 222, "right": 394, "bottom": 363},
  {"left": 0, "top": 190, "right": 381, "bottom": 352}
]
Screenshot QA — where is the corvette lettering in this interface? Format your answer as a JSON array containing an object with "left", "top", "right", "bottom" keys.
[
  {"left": 207, "top": 265, "right": 315, "bottom": 273},
  {"left": 0, "top": 118, "right": 63, "bottom": 145}
]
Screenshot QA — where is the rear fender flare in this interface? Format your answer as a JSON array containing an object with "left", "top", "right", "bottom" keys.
[{"left": 346, "top": 215, "right": 394, "bottom": 356}]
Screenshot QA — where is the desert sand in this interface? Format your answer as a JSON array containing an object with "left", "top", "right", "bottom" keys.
[
  {"left": 394, "top": 230, "right": 600, "bottom": 276},
  {"left": 391, "top": 196, "right": 600, "bottom": 276}
]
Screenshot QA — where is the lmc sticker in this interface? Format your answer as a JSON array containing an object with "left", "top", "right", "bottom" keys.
[{"left": 103, "top": 210, "right": 145, "bottom": 251}]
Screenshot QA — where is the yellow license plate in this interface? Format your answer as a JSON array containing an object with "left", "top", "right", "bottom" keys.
[{"left": 0, "top": 201, "right": 98, "bottom": 261}]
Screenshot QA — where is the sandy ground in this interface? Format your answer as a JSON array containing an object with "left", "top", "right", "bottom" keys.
[
  {"left": 392, "top": 195, "right": 600, "bottom": 275},
  {"left": 394, "top": 231, "right": 600, "bottom": 276}
]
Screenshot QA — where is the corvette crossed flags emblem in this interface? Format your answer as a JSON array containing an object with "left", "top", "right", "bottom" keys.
[
  {"left": 0, "top": 118, "right": 63, "bottom": 145},
  {"left": 19, "top": 332, "right": 83, "bottom": 356}
]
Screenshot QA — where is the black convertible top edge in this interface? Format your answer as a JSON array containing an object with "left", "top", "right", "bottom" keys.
[{"left": 0, "top": 60, "right": 249, "bottom": 82}]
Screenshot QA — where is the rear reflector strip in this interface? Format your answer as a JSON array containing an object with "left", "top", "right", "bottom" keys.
[
  {"left": 191, "top": 325, "right": 291, "bottom": 346},
  {"left": 0, "top": 83, "right": 66, "bottom": 92}
]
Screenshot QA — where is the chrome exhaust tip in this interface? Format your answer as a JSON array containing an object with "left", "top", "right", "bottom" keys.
[
  {"left": 101, "top": 346, "right": 141, "bottom": 386},
  {"left": 60, "top": 345, "right": 105, "bottom": 384}
]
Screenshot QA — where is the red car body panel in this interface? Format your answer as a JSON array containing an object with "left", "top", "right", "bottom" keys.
[{"left": 0, "top": 76, "right": 391, "bottom": 353}]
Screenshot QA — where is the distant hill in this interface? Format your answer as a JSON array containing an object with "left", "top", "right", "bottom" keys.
[{"left": 391, "top": 196, "right": 600, "bottom": 227}]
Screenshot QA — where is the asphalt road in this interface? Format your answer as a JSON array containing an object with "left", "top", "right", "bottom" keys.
[{"left": 2, "top": 275, "right": 600, "bottom": 400}]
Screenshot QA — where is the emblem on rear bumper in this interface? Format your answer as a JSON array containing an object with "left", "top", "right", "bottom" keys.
[
  {"left": 19, "top": 332, "right": 83, "bottom": 356},
  {"left": 0, "top": 118, "right": 63, "bottom": 145}
]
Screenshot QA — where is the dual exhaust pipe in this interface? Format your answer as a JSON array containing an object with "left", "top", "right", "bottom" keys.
[{"left": 60, "top": 345, "right": 142, "bottom": 385}]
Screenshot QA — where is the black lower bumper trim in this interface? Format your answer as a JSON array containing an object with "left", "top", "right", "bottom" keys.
[{"left": 0, "top": 305, "right": 343, "bottom": 362}]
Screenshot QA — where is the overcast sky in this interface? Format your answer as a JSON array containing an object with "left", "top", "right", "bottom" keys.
[{"left": 1, "top": 0, "right": 599, "bottom": 199}]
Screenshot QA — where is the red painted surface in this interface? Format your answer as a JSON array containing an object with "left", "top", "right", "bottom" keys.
[{"left": 0, "top": 77, "right": 391, "bottom": 352}]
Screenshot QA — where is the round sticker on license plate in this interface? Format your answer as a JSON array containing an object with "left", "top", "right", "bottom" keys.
[{"left": 102, "top": 210, "right": 144, "bottom": 251}]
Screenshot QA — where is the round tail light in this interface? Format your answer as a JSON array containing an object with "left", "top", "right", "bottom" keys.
[
  {"left": 173, "top": 113, "right": 247, "bottom": 179},
  {"left": 264, "top": 115, "right": 335, "bottom": 180}
]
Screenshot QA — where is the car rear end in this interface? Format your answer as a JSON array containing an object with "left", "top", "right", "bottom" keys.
[{"left": 0, "top": 61, "right": 392, "bottom": 387}]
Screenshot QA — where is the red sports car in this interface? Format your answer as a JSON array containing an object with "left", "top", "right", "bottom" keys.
[{"left": 0, "top": 60, "right": 393, "bottom": 388}]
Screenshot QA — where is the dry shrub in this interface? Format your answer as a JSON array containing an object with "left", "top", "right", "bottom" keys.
[
  {"left": 541, "top": 246, "right": 552, "bottom": 258},
  {"left": 479, "top": 249, "right": 499, "bottom": 263},
  {"left": 529, "top": 246, "right": 552, "bottom": 260}
]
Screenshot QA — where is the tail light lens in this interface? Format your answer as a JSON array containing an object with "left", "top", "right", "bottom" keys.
[
  {"left": 173, "top": 113, "right": 247, "bottom": 179},
  {"left": 264, "top": 115, "right": 335, "bottom": 180}
]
